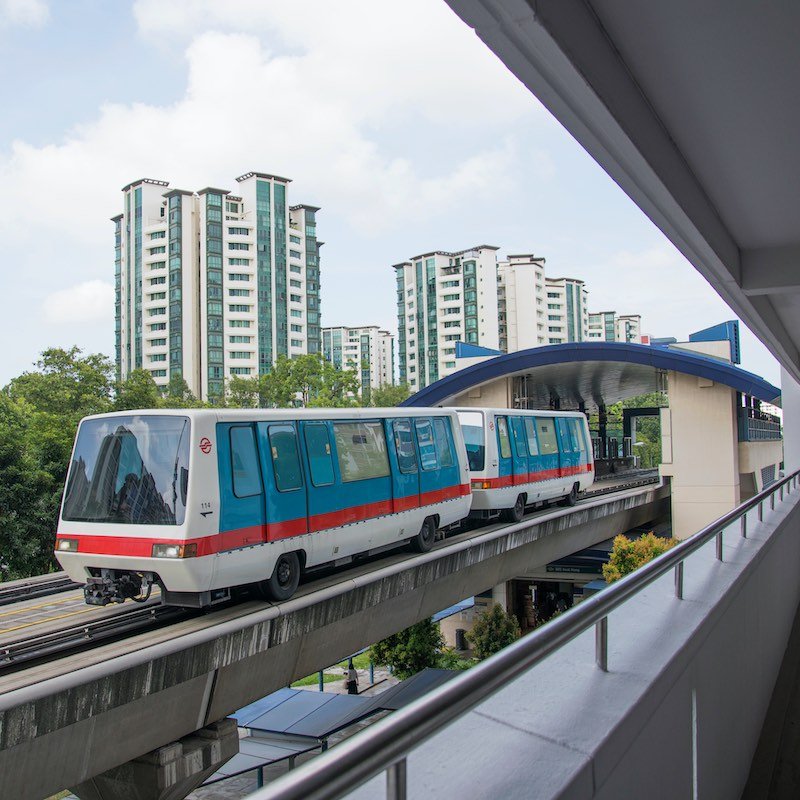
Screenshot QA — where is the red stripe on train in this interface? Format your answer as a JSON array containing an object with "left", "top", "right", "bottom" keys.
[
  {"left": 480, "top": 463, "right": 592, "bottom": 489},
  {"left": 56, "top": 483, "right": 471, "bottom": 556}
]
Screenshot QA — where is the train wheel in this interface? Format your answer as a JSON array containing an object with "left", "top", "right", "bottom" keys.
[
  {"left": 560, "top": 483, "right": 579, "bottom": 507},
  {"left": 258, "top": 552, "right": 301, "bottom": 602},
  {"left": 502, "top": 494, "right": 526, "bottom": 523},
  {"left": 411, "top": 517, "right": 437, "bottom": 553}
]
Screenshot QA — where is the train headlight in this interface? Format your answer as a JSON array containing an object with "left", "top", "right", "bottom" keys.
[
  {"left": 56, "top": 538, "right": 78, "bottom": 552},
  {"left": 151, "top": 543, "right": 198, "bottom": 559}
]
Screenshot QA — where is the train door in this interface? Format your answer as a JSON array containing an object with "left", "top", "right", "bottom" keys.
[
  {"left": 508, "top": 416, "right": 530, "bottom": 484},
  {"left": 556, "top": 418, "right": 579, "bottom": 478},
  {"left": 496, "top": 415, "right": 515, "bottom": 485},
  {"left": 414, "top": 418, "right": 440, "bottom": 502},
  {"left": 217, "top": 423, "right": 266, "bottom": 547},
  {"left": 299, "top": 421, "right": 339, "bottom": 531},
  {"left": 256, "top": 422, "right": 308, "bottom": 541},
  {"left": 390, "top": 418, "right": 420, "bottom": 511},
  {"left": 534, "top": 417, "right": 560, "bottom": 484}
]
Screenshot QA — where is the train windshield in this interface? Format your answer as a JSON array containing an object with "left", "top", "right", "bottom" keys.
[
  {"left": 62, "top": 415, "right": 191, "bottom": 525},
  {"left": 457, "top": 411, "right": 485, "bottom": 471}
]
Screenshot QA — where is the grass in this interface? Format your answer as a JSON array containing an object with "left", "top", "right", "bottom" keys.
[{"left": 291, "top": 651, "right": 374, "bottom": 687}]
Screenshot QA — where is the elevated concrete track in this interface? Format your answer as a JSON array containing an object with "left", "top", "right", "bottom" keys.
[{"left": 0, "top": 482, "right": 667, "bottom": 799}]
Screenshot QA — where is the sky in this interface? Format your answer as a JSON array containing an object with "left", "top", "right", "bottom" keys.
[{"left": 0, "top": 0, "right": 782, "bottom": 388}]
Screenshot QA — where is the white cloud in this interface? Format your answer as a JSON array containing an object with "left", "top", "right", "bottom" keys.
[
  {"left": 43, "top": 281, "right": 114, "bottom": 324},
  {"left": 0, "top": 0, "right": 48, "bottom": 27}
]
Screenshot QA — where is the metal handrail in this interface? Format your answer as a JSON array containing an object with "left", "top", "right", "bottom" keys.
[{"left": 253, "top": 469, "right": 800, "bottom": 800}]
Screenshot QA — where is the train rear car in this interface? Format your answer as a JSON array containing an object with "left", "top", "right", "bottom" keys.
[
  {"left": 456, "top": 407, "right": 594, "bottom": 521},
  {"left": 56, "top": 408, "right": 471, "bottom": 607}
]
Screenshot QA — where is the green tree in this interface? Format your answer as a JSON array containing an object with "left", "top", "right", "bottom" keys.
[
  {"left": 226, "top": 375, "right": 259, "bottom": 408},
  {"left": 0, "top": 395, "right": 55, "bottom": 579},
  {"left": 369, "top": 383, "right": 412, "bottom": 407},
  {"left": 160, "top": 373, "right": 206, "bottom": 408},
  {"left": 369, "top": 618, "right": 445, "bottom": 680},
  {"left": 114, "top": 369, "right": 161, "bottom": 411},
  {"left": 602, "top": 532, "right": 676, "bottom": 584},
  {"left": 466, "top": 603, "right": 521, "bottom": 660}
]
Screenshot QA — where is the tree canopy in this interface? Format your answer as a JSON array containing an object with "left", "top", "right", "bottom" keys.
[
  {"left": 602, "top": 532, "right": 676, "bottom": 584},
  {"left": 466, "top": 603, "right": 521, "bottom": 660},
  {"left": 369, "top": 618, "right": 446, "bottom": 680}
]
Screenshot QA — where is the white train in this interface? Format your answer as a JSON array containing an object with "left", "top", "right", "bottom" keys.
[
  {"left": 54, "top": 406, "right": 594, "bottom": 607},
  {"left": 456, "top": 408, "right": 594, "bottom": 521}
]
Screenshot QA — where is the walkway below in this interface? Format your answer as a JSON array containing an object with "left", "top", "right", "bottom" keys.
[{"left": 743, "top": 597, "right": 800, "bottom": 798}]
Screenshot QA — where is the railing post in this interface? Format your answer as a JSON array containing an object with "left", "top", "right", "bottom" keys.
[
  {"left": 674, "top": 561, "right": 684, "bottom": 599},
  {"left": 387, "top": 759, "right": 407, "bottom": 800},
  {"left": 716, "top": 530, "right": 723, "bottom": 561},
  {"left": 595, "top": 617, "right": 608, "bottom": 672},
  {"left": 758, "top": 501, "right": 763, "bottom": 522},
  {"left": 770, "top": 492, "right": 775, "bottom": 511},
  {"left": 741, "top": 513, "right": 747, "bottom": 538},
  {"left": 780, "top": 484, "right": 784, "bottom": 502}
]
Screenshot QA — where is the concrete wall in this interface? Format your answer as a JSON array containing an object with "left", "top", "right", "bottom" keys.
[
  {"left": 782, "top": 367, "right": 800, "bottom": 474},
  {"left": 451, "top": 376, "right": 512, "bottom": 408},
  {"left": 661, "top": 369, "right": 741, "bottom": 538},
  {"left": 347, "top": 488, "right": 800, "bottom": 800}
]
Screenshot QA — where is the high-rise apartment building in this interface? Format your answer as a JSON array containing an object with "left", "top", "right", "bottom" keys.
[
  {"left": 497, "top": 254, "right": 548, "bottom": 351},
  {"left": 322, "top": 325, "right": 396, "bottom": 396},
  {"left": 393, "top": 246, "right": 500, "bottom": 392},
  {"left": 588, "top": 311, "right": 642, "bottom": 343},
  {"left": 115, "top": 173, "right": 321, "bottom": 400},
  {"left": 543, "top": 277, "right": 589, "bottom": 344}
]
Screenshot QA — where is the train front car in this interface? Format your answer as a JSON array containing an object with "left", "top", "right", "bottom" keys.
[
  {"left": 55, "top": 410, "right": 222, "bottom": 608},
  {"left": 457, "top": 407, "right": 594, "bottom": 522}
]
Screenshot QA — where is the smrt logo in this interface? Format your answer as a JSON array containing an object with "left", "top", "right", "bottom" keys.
[{"left": 199, "top": 437, "right": 212, "bottom": 454}]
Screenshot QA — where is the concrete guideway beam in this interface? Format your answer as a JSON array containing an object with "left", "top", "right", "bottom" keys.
[
  {"left": 70, "top": 718, "right": 238, "bottom": 800},
  {"left": 741, "top": 244, "right": 800, "bottom": 296},
  {"left": 0, "top": 485, "right": 667, "bottom": 799}
]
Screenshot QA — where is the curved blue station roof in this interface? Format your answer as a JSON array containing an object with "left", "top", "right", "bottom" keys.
[{"left": 402, "top": 343, "right": 780, "bottom": 410}]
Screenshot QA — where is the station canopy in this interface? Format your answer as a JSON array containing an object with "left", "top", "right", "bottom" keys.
[{"left": 403, "top": 343, "right": 780, "bottom": 412}]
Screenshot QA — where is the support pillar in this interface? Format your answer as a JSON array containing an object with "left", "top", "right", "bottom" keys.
[
  {"left": 70, "top": 718, "right": 239, "bottom": 800},
  {"left": 781, "top": 367, "right": 800, "bottom": 474}
]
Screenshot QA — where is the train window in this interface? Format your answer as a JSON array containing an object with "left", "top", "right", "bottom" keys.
[
  {"left": 268, "top": 424, "right": 303, "bottom": 492},
  {"left": 333, "top": 421, "right": 390, "bottom": 482},
  {"left": 432, "top": 417, "right": 454, "bottom": 467},
  {"left": 535, "top": 418, "right": 559, "bottom": 455},
  {"left": 524, "top": 418, "right": 539, "bottom": 456},
  {"left": 497, "top": 417, "right": 512, "bottom": 459},
  {"left": 414, "top": 419, "right": 438, "bottom": 471},
  {"left": 457, "top": 411, "right": 484, "bottom": 471},
  {"left": 393, "top": 419, "right": 418, "bottom": 474},
  {"left": 230, "top": 425, "right": 263, "bottom": 498},
  {"left": 304, "top": 423, "right": 334, "bottom": 486}
]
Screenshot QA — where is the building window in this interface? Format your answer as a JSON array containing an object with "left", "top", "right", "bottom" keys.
[
  {"left": 149, "top": 338, "right": 167, "bottom": 347},
  {"left": 229, "top": 335, "right": 252, "bottom": 343},
  {"left": 150, "top": 369, "right": 167, "bottom": 377},
  {"left": 228, "top": 227, "right": 249, "bottom": 236},
  {"left": 229, "top": 319, "right": 251, "bottom": 328},
  {"left": 230, "top": 367, "right": 251, "bottom": 375},
  {"left": 150, "top": 353, "right": 167, "bottom": 362},
  {"left": 290, "top": 279, "right": 301, "bottom": 288},
  {"left": 228, "top": 257, "right": 250, "bottom": 266},
  {"left": 229, "top": 304, "right": 252, "bottom": 312},
  {"left": 290, "top": 265, "right": 301, "bottom": 274},
  {"left": 290, "top": 309, "right": 303, "bottom": 318},
  {"left": 290, "top": 324, "right": 303, "bottom": 332},
  {"left": 149, "top": 246, "right": 166, "bottom": 255},
  {"left": 289, "top": 249, "right": 302, "bottom": 259},
  {"left": 228, "top": 273, "right": 250, "bottom": 282},
  {"left": 150, "top": 230, "right": 166, "bottom": 240},
  {"left": 228, "top": 242, "right": 250, "bottom": 251},
  {"left": 230, "top": 351, "right": 252, "bottom": 359},
  {"left": 290, "top": 338, "right": 303, "bottom": 347},
  {"left": 290, "top": 294, "right": 302, "bottom": 303},
  {"left": 229, "top": 288, "right": 251, "bottom": 297},
  {"left": 147, "top": 307, "right": 166, "bottom": 316}
]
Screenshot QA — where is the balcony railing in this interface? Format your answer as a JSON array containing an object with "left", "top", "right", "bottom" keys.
[
  {"left": 252, "top": 469, "right": 800, "bottom": 800},
  {"left": 738, "top": 408, "right": 782, "bottom": 441}
]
